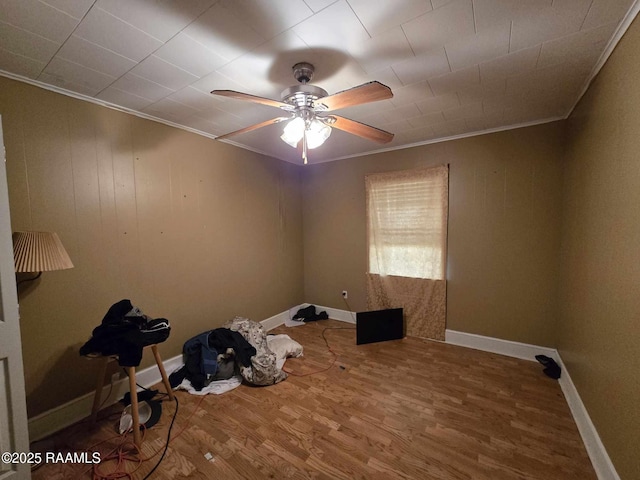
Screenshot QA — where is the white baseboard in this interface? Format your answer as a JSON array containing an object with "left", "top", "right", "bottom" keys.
[
  {"left": 555, "top": 355, "right": 621, "bottom": 480},
  {"left": 442, "top": 329, "right": 619, "bottom": 480},
  {"left": 260, "top": 306, "right": 303, "bottom": 331},
  {"left": 444, "top": 329, "right": 557, "bottom": 362},
  {"left": 275, "top": 303, "right": 356, "bottom": 327},
  {"left": 319, "top": 305, "right": 356, "bottom": 324}
]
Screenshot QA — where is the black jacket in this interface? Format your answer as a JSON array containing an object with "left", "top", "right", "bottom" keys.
[
  {"left": 79, "top": 299, "right": 170, "bottom": 366},
  {"left": 169, "top": 328, "right": 256, "bottom": 390}
]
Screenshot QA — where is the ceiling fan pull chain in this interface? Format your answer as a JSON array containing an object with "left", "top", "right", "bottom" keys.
[{"left": 302, "top": 130, "right": 308, "bottom": 165}]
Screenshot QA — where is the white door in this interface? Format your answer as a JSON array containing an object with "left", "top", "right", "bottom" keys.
[{"left": 0, "top": 116, "right": 31, "bottom": 479}]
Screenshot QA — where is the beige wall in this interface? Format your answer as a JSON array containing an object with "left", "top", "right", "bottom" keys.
[
  {"left": 302, "top": 122, "right": 565, "bottom": 347},
  {"left": 0, "top": 77, "right": 304, "bottom": 416},
  {"left": 558, "top": 15, "right": 640, "bottom": 480}
]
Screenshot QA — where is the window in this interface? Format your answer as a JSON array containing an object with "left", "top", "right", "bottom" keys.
[{"left": 366, "top": 166, "right": 448, "bottom": 280}]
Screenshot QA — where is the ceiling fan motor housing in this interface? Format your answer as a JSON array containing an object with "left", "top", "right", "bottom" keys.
[
  {"left": 281, "top": 84, "right": 329, "bottom": 109},
  {"left": 292, "top": 62, "right": 315, "bottom": 84},
  {"left": 282, "top": 63, "right": 330, "bottom": 113}
]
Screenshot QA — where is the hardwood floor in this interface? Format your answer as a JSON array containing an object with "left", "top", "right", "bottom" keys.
[{"left": 31, "top": 319, "right": 596, "bottom": 479}]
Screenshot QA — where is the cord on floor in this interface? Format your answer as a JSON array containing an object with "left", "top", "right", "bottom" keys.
[{"left": 283, "top": 326, "right": 355, "bottom": 377}]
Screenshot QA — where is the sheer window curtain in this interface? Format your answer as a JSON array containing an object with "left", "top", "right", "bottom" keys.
[{"left": 365, "top": 165, "right": 449, "bottom": 340}]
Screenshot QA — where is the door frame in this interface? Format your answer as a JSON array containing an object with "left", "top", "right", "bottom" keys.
[{"left": 0, "top": 115, "right": 31, "bottom": 479}]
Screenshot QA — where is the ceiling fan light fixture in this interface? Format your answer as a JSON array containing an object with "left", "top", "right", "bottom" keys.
[
  {"left": 280, "top": 117, "right": 332, "bottom": 151},
  {"left": 306, "top": 119, "right": 331, "bottom": 149},
  {"left": 280, "top": 117, "right": 305, "bottom": 147}
]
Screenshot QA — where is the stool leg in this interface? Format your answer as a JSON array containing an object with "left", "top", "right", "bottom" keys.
[
  {"left": 91, "top": 357, "right": 110, "bottom": 423},
  {"left": 127, "top": 366, "right": 142, "bottom": 447},
  {"left": 151, "top": 344, "right": 175, "bottom": 401}
]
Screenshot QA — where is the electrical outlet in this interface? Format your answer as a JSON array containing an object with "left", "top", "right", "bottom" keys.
[
  {"left": 111, "top": 372, "right": 120, "bottom": 385},
  {"left": 342, "top": 290, "right": 348, "bottom": 299}
]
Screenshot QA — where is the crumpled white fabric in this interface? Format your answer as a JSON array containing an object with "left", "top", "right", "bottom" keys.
[
  {"left": 175, "top": 375, "right": 242, "bottom": 396},
  {"left": 267, "top": 334, "right": 303, "bottom": 370},
  {"left": 284, "top": 317, "right": 306, "bottom": 327}
]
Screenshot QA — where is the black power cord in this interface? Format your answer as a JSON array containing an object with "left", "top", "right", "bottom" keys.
[
  {"left": 342, "top": 296, "right": 357, "bottom": 324},
  {"left": 120, "top": 368, "right": 177, "bottom": 478},
  {"left": 142, "top": 395, "right": 178, "bottom": 480}
]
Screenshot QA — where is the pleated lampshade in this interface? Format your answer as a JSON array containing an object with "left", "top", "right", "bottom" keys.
[{"left": 12, "top": 231, "right": 74, "bottom": 273}]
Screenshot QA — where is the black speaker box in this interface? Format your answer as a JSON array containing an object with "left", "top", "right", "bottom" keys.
[{"left": 356, "top": 308, "right": 404, "bottom": 345}]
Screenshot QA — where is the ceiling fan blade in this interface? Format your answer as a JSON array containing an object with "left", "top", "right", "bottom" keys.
[
  {"left": 211, "top": 90, "right": 292, "bottom": 110},
  {"left": 328, "top": 115, "right": 394, "bottom": 144},
  {"left": 215, "top": 117, "right": 290, "bottom": 140},
  {"left": 315, "top": 81, "right": 393, "bottom": 112}
]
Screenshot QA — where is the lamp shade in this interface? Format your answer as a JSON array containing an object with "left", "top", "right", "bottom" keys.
[
  {"left": 280, "top": 117, "right": 305, "bottom": 147},
  {"left": 12, "top": 231, "right": 74, "bottom": 273},
  {"left": 306, "top": 119, "right": 331, "bottom": 149}
]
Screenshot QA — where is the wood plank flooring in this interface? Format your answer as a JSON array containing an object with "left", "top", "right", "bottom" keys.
[{"left": 31, "top": 319, "right": 596, "bottom": 479}]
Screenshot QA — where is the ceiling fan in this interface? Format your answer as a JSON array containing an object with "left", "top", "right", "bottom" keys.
[{"left": 211, "top": 62, "right": 394, "bottom": 164}]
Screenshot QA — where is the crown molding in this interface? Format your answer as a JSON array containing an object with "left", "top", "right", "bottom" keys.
[{"left": 567, "top": 0, "right": 640, "bottom": 119}]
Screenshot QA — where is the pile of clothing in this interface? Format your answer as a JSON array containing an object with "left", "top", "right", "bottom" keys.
[
  {"left": 169, "top": 326, "right": 255, "bottom": 390},
  {"left": 170, "top": 317, "right": 301, "bottom": 392},
  {"left": 292, "top": 305, "right": 328, "bottom": 322},
  {"left": 224, "top": 316, "right": 288, "bottom": 386}
]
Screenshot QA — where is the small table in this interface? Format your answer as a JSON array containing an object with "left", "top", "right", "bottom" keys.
[{"left": 90, "top": 344, "right": 175, "bottom": 447}]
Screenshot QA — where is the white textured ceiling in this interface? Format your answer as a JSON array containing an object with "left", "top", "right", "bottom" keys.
[{"left": 0, "top": 0, "right": 637, "bottom": 164}]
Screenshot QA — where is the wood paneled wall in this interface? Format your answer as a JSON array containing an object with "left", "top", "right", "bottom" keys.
[
  {"left": 559, "top": 14, "right": 640, "bottom": 480},
  {"left": 0, "top": 77, "right": 304, "bottom": 416},
  {"left": 302, "top": 122, "right": 565, "bottom": 348}
]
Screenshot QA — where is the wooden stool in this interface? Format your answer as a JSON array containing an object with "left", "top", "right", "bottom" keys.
[{"left": 90, "top": 344, "right": 175, "bottom": 447}]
